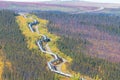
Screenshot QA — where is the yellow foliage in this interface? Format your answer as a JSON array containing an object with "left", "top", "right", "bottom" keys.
[
  {"left": 16, "top": 16, "right": 41, "bottom": 50},
  {"left": 94, "top": 75, "right": 102, "bottom": 80},
  {"left": 0, "top": 50, "right": 4, "bottom": 80},
  {"left": 61, "top": 63, "right": 68, "bottom": 73},
  {"left": 0, "top": 59, "right": 3, "bottom": 80},
  {"left": 70, "top": 73, "right": 80, "bottom": 80},
  {"left": 0, "top": 49, "right": 12, "bottom": 80}
]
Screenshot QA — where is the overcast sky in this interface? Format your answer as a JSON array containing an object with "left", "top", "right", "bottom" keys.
[{"left": 2, "top": 0, "right": 120, "bottom": 3}]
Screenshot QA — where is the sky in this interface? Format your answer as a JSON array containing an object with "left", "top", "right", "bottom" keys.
[{"left": 2, "top": 0, "right": 120, "bottom": 3}]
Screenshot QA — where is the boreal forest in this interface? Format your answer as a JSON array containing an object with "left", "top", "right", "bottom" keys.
[
  {"left": 35, "top": 11, "right": 120, "bottom": 80},
  {"left": 0, "top": 1, "right": 120, "bottom": 80},
  {"left": 0, "top": 10, "right": 56, "bottom": 80}
]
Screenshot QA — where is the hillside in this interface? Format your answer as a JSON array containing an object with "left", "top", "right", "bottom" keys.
[
  {"left": 0, "top": 10, "right": 55, "bottom": 80},
  {"left": 35, "top": 11, "right": 120, "bottom": 62},
  {"left": 0, "top": 1, "right": 120, "bottom": 79},
  {"left": 0, "top": 10, "right": 93, "bottom": 80},
  {"left": 35, "top": 11, "right": 120, "bottom": 80}
]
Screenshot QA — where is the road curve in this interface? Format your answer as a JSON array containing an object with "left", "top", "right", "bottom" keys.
[{"left": 71, "top": 7, "right": 104, "bottom": 14}]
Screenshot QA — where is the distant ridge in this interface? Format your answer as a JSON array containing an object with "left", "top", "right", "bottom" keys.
[
  {"left": 0, "top": 1, "right": 120, "bottom": 8},
  {"left": 0, "top": 1, "right": 120, "bottom": 13}
]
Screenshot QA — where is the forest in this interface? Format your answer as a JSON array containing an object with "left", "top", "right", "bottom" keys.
[
  {"left": 0, "top": 9, "right": 119, "bottom": 80},
  {"left": 35, "top": 11, "right": 120, "bottom": 80},
  {"left": 0, "top": 10, "right": 56, "bottom": 80}
]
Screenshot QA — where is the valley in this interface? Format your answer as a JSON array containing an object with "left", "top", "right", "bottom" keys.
[{"left": 0, "top": 1, "right": 120, "bottom": 80}]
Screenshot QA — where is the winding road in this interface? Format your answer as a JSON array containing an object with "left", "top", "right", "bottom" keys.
[{"left": 71, "top": 7, "right": 104, "bottom": 14}]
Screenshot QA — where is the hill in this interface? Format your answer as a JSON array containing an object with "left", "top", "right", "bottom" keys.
[
  {"left": 0, "top": 1, "right": 120, "bottom": 79},
  {"left": 0, "top": 1, "right": 120, "bottom": 14},
  {"left": 34, "top": 11, "right": 120, "bottom": 80},
  {"left": 0, "top": 10, "right": 55, "bottom": 80}
]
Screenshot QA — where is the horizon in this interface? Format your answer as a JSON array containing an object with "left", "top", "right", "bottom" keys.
[{"left": 1, "top": 0, "right": 120, "bottom": 4}]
